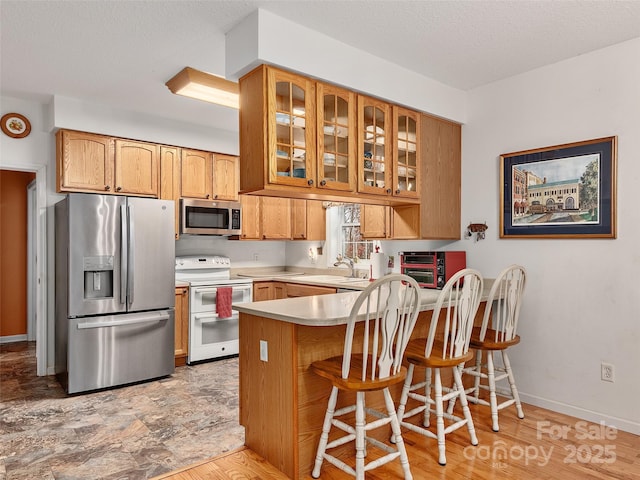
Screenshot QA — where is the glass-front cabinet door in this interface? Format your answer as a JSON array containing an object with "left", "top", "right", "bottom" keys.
[
  {"left": 393, "top": 107, "right": 420, "bottom": 198},
  {"left": 316, "top": 83, "right": 356, "bottom": 192},
  {"left": 357, "top": 95, "right": 392, "bottom": 195},
  {"left": 267, "top": 68, "right": 315, "bottom": 188}
]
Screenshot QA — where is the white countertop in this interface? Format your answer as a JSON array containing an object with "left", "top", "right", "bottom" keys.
[{"left": 236, "top": 279, "right": 495, "bottom": 327}]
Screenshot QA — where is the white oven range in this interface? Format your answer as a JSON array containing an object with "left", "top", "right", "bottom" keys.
[{"left": 175, "top": 255, "right": 253, "bottom": 363}]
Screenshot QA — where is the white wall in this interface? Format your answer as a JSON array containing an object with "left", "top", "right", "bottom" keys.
[
  {"left": 226, "top": 9, "right": 467, "bottom": 124},
  {"left": 461, "top": 37, "right": 640, "bottom": 434},
  {"left": 175, "top": 236, "right": 285, "bottom": 268}
]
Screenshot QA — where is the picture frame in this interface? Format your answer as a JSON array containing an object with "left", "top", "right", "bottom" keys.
[
  {"left": 1, "top": 112, "right": 31, "bottom": 138},
  {"left": 500, "top": 136, "right": 617, "bottom": 239}
]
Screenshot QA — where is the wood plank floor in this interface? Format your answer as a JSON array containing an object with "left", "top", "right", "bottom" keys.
[{"left": 153, "top": 401, "right": 639, "bottom": 480}]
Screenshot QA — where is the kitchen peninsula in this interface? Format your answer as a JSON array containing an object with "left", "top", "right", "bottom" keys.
[{"left": 235, "top": 283, "right": 494, "bottom": 479}]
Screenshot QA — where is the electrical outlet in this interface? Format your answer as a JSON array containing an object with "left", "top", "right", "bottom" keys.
[
  {"left": 601, "top": 362, "right": 614, "bottom": 382},
  {"left": 259, "top": 340, "right": 268, "bottom": 362},
  {"left": 253, "top": 253, "right": 259, "bottom": 262}
]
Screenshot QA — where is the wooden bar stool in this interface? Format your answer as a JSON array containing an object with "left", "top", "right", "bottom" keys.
[
  {"left": 396, "top": 269, "right": 483, "bottom": 466},
  {"left": 453, "top": 264, "right": 526, "bottom": 432},
  {"left": 311, "top": 274, "right": 422, "bottom": 480}
]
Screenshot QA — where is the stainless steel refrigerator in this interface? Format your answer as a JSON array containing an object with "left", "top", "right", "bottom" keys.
[{"left": 55, "top": 193, "right": 175, "bottom": 394}]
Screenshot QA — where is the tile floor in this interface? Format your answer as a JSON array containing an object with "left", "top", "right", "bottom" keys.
[{"left": 0, "top": 342, "right": 244, "bottom": 480}]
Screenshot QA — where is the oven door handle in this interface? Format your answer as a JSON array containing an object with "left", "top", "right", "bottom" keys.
[
  {"left": 193, "top": 286, "right": 253, "bottom": 294},
  {"left": 193, "top": 287, "right": 220, "bottom": 295},
  {"left": 194, "top": 312, "right": 236, "bottom": 322}
]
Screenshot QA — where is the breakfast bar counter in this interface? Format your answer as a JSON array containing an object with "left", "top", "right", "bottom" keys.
[{"left": 235, "top": 282, "right": 494, "bottom": 479}]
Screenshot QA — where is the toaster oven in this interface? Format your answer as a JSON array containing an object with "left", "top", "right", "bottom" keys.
[{"left": 399, "top": 251, "right": 466, "bottom": 289}]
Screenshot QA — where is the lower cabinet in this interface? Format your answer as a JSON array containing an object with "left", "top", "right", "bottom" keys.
[
  {"left": 284, "top": 283, "right": 336, "bottom": 298},
  {"left": 253, "top": 281, "right": 336, "bottom": 301},
  {"left": 174, "top": 286, "right": 189, "bottom": 366}
]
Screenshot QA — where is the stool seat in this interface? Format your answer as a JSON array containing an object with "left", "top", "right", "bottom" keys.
[
  {"left": 405, "top": 339, "right": 475, "bottom": 368},
  {"left": 311, "top": 355, "right": 407, "bottom": 391},
  {"left": 469, "top": 327, "right": 521, "bottom": 350}
]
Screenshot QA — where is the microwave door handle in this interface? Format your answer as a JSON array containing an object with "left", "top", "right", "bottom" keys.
[
  {"left": 120, "top": 204, "right": 128, "bottom": 304},
  {"left": 127, "top": 203, "right": 135, "bottom": 305}
]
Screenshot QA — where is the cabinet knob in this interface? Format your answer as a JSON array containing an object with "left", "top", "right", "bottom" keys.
[
  {"left": 320, "top": 180, "right": 327, "bottom": 187},
  {"left": 104, "top": 185, "right": 111, "bottom": 191},
  {"left": 206, "top": 194, "right": 210, "bottom": 199},
  {"left": 214, "top": 194, "right": 218, "bottom": 199},
  {"left": 395, "top": 189, "right": 401, "bottom": 194},
  {"left": 116, "top": 186, "right": 122, "bottom": 192},
  {"left": 386, "top": 188, "right": 392, "bottom": 195},
  {"left": 307, "top": 179, "right": 314, "bottom": 186}
]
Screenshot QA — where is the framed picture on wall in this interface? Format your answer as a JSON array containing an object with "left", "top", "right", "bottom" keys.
[{"left": 500, "top": 136, "right": 617, "bottom": 239}]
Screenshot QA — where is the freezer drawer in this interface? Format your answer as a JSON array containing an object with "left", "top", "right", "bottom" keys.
[{"left": 64, "top": 310, "right": 175, "bottom": 394}]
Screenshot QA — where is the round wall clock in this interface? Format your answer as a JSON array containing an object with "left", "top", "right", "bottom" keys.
[{"left": 1, "top": 113, "right": 31, "bottom": 138}]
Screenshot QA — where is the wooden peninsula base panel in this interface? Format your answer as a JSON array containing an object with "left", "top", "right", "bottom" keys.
[{"left": 238, "top": 306, "right": 480, "bottom": 479}]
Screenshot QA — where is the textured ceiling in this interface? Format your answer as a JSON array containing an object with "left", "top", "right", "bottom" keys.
[{"left": 2, "top": 0, "right": 640, "bottom": 131}]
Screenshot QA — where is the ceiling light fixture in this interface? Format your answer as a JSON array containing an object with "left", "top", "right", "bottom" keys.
[{"left": 165, "top": 67, "right": 239, "bottom": 109}]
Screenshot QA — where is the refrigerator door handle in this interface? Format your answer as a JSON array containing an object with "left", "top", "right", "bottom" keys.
[
  {"left": 120, "top": 204, "right": 128, "bottom": 304},
  {"left": 77, "top": 312, "right": 170, "bottom": 329},
  {"left": 127, "top": 203, "right": 135, "bottom": 305}
]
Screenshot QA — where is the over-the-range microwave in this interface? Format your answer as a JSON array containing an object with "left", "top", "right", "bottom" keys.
[{"left": 180, "top": 198, "right": 241, "bottom": 236}]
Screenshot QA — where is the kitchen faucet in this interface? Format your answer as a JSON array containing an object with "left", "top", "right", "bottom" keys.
[{"left": 334, "top": 254, "right": 356, "bottom": 278}]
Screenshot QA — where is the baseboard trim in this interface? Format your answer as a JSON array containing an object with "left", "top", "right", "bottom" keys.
[
  {"left": 519, "top": 392, "right": 640, "bottom": 436},
  {"left": 0, "top": 334, "right": 28, "bottom": 344}
]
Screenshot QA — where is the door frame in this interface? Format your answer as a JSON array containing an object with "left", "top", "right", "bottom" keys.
[
  {"left": 0, "top": 163, "right": 48, "bottom": 376},
  {"left": 27, "top": 179, "right": 37, "bottom": 341}
]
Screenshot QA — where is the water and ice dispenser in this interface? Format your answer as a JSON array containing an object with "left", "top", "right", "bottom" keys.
[{"left": 83, "top": 256, "right": 114, "bottom": 299}]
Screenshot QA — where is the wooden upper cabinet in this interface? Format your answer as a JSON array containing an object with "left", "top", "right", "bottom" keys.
[
  {"left": 420, "top": 115, "right": 461, "bottom": 239},
  {"left": 159, "top": 146, "right": 181, "bottom": 239},
  {"left": 357, "top": 95, "right": 392, "bottom": 196},
  {"left": 291, "top": 199, "right": 326, "bottom": 241},
  {"left": 393, "top": 107, "right": 420, "bottom": 199},
  {"left": 56, "top": 130, "right": 114, "bottom": 193},
  {"left": 57, "top": 130, "right": 159, "bottom": 197},
  {"left": 361, "top": 204, "right": 389, "bottom": 238},
  {"left": 291, "top": 199, "right": 307, "bottom": 240},
  {"left": 239, "top": 194, "right": 261, "bottom": 240},
  {"left": 268, "top": 68, "right": 316, "bottom": 188},
  {"left": 114, "top": 139, "right": 159, "bottom": 196},
  {"left": 260, "top": 197, "right": 292, "bottom": 240},
  {"left": 305, "top": 200, "right": 326, "bottom": 241},
  {"left": 391, "top": 205, "right": 420, "bottom": 239},
  {"left": 181, "top": 148, "right": 213, "bottom": 199},
  {"left": 213, "top": 154, "right": 240, "bottom": 201},
  {"left": 361, "top": 204, "right": 419, "bottom": 239},
  {"left": 316, "top": 82, "right": 356, "bottom": 192},
  {"left": 239, "top": 65, "right": 316, "bottom": 193}
]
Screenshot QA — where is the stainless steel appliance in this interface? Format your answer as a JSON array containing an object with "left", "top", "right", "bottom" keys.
[
  {"left": 55, "top": 193, "right": 175, "bottom": 394},
  {"left": 175, "top": 256, "right": 253, "bottom": 363},
  {"left": 180, "top": 198, "right": 241, "bottom": 236},
  {"left": 399, "top": 251, "right": 467, "bottom": 289}
]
